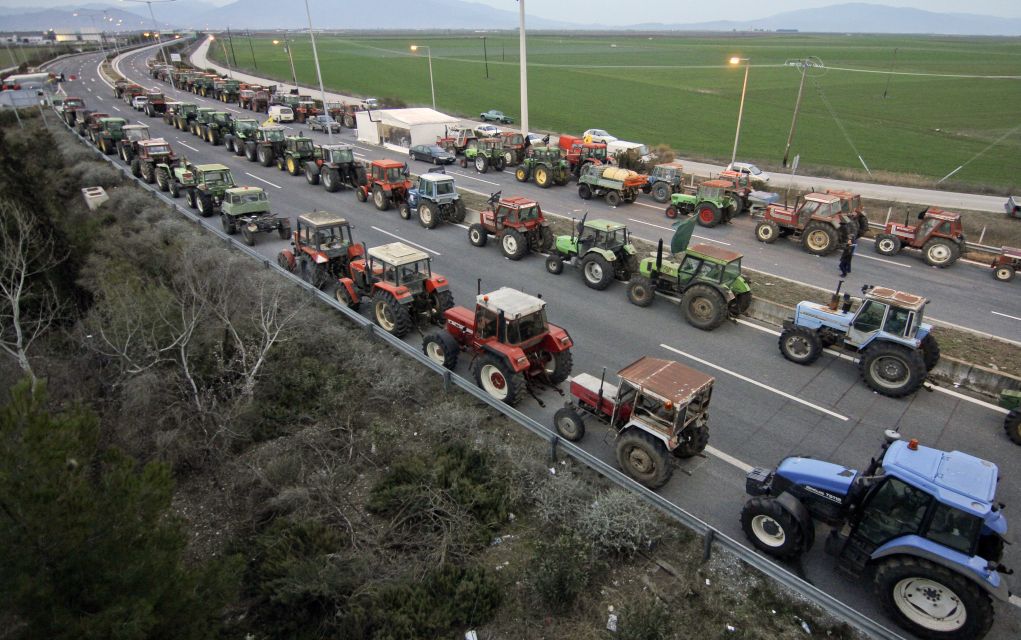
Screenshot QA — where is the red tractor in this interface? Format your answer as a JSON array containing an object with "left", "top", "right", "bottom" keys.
[
  {"left": 422, "top": 287, "right": 574, "bottom": 406},
  {"left": 991, "top": 246, "right": 1021, "bottom": 282},
  {"left": 436, "top": 125, "right": 477, "bottom": 155},
  {"left": 277, "top": 211, "right": 364, "bottom": 288},
  {"left": 874, "top": 207, "right": 966, "bottom": 268},
  {"left": 753, "top": 192, "right": 852, "bottom": 256},
  {"left": 558, "top": 134, "right": 609, "bottom": 178},
  {"left": 826, "top": 189, "right": 870, "bottom": 238},
  {"left": 326, "top": 102, "right": 361, "bottom": 128},
  {"left": 335, "top": 242, "right": 454, "bottom": 338},
  {"left": 355, "top": 159, "right": 412, "bottom": 211},
  {"left": 467, "top": 192, "right": 554, "bottom": 260},
  {"left": 717, "top": 169, "right": 755, "bottom": 213}
]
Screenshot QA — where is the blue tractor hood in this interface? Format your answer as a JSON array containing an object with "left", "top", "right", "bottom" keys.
[{"left": 776, "top": 456, "right": 859, "bottom": 498}]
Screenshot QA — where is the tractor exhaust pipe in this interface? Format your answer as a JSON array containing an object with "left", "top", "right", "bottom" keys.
[
  {"left": 827, "top": 280, "right": 844, "bottom": 311},
  {"left": 477, "top": 278, "right": 482, "bottom": 296}
]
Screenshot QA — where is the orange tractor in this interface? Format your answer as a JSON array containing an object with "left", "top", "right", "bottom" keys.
[
  {"left": 874, "top": 208, "right": 966, "bottom": 268},
  {"left": 754, "top": 192, "right": 853, "bottom": 256},
  {"left": 355, "top": 159, "right": 413, "bottom": 211}
]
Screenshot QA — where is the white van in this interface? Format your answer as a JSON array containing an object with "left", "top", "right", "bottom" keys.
[{"left": 268, "top": 105, "right": 294, "bottom": 123}]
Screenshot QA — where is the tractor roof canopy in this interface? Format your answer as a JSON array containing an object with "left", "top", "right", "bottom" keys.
[
  {"left": 499, "top": 196, "right": 538, "bottom": 209},
  {"left": 225, "top": 186, "right": 266, "bottom": 198},
  {"left": 419, "top": 173, "right": 454, "bottom": 185},
  {"left": 367, "top": 242, "right": 429, "bottom": 268},
  {"left": 701, "top": 179, "right": 733, "bottom": 189},
  {"left": 882, "top": 440, "right": 998, "bottom": 517},
  {"left": 373, "top": 159, "right": 406, "bottom": 170},
  {"left": 865, "top": 286, "right": 926, "bottom": 313},
  {"left": 803, "top": 193, "right": 841, "bottom": 205},
  {"left": 584, "top": 219, "right": 627, "bottom": 233},
  {"left": 617, "top": 356, "right": 714, "bottom": 406},
  {"left": 477, "top": 287, "right": 545, "bottom": 321},
  {"left": 196, "top": 163, "right": 230, "bottom": 172},
  {"left": 921, "top": 207, "right": 961, "bottom": 222},
  {"left": 298, "top": 211, "right": 348, "bottom": 228},
  {"left": 687, "top": 242, "right": 743, "bottom": 264}
]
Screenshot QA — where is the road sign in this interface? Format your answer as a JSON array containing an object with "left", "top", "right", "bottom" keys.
[{"left": 170, "top": 53, "right": 181, "bottom": 62}]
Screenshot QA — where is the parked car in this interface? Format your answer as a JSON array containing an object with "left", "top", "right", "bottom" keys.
[
  {"left": 726, "top": 161, "right": 770, "bottom": 183},
  {"left": 308, "top": 114, "right": 341, "bottom": 133},
  {"left": 268, "top": 105, "right": 294, "bottom": 123},
  {"left": 409, "top": 144, "right": 456, "bottom": 165},
  {"left": 583, "top": 128, "right": 617, "bottom": 144},
  {"left": 475, "top": 124, "right": 501, "bottom": 137},
  {"left": 480, "top": 109, "right": 513, "bottom": 124},
  {"left": 132, "top": 95, "right": 148, "bottom": 111}
]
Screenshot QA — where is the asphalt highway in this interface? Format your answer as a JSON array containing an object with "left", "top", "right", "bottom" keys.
[{"left": 52, "top": 46, "right": 1021, "bottom": 639}]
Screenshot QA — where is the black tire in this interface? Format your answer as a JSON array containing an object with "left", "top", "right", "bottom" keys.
[
  {"left": 234, "top": 138, "right": 245, "bottom": 156},
  {"left": 875, "top": 234, "right": 901, "bottom": 256},
  {"left": 922, "top": 238, "right": 960, "bottom": 268},
  {"left": 223, "top": 135, "right": 235, "bottom": 153},
  {"left": 920, "top": 333, "right": 940, "bottom": 372},
  {"left": 472, "top": 353, "right": 526, "bottom": 406},
  {"left": 545, "top": 255, "right": 564, "bottom": 275},
  {"left": 372, "top": 185, "right": 390, "bottom": 211},
  {"left": 616, "top": 430, "right": 672, "bottom": 489},
  {"left": 537, "top": 226, "right": 554, "bottom": 253},
  {"left": 475, "top": 155, "right": 489, "bottom": 174},
  {"left": 1005, "top": 409, "right": 1021, "bottom": 446},
  {"left": 993, "top": 265, "right": 1015, "bottom": 282},
  {"left": 356, "top": 187, "right": 368, "bottom": 203},
  {"left": 422, "top": 331, "right": 459, "bottom": 369},
  {"left": 450, "top": 199, "right": 467, "bottom": 223},
  {"left": 334, "top": 283, "right": 358, "bottom": 309},
  {"left": 241, "top": 226, "right": 256, "bottom": 246},
  {"left": 305, "top": 162, "right": 320, "bottom": 185},
  {"left": 196, "top": 193, "right": 214, "bottom": 217},
  {"left": 169, "top": 180, "right": 180, "bottom": 198},
  {"left": 755, "top": 220, "right": 779, "bottom": 243},
  {"left": 395, "top": 203, "right": 410, "bottom": 221},
  {"left": 626, "top": 276, "right": 655, "bottom": 307},
  {"left": 429, "top": 290, "right": 454, "bottom": 320},
  {"left": 541, "top": 349, "right": 573, "bottom": 385},
  {"left": 323, "top": 169, "right": 340, "bottom": 192},
  {"left": 730, "top": 291, "right": 752, "bottom": 317},
  {"left": 278, "top": 224, "right": 291, "bottom": 240},
  {"left": 130, "top": 158, "right": 142, "bottom": 178},
  {"left": 258, "top": 146, "right": 273, "bottom": 167},
  {"left": 860, "top": 342, "right": 927, "bottom": 398},
  {"left": 673, "top": 423, "right": 709, "bottom": 458},
  {"left": 605, "top": 190, "right": 622, "bottom": 207},
  {"left": 500, "top": 229, "right": 528, "bottom": 260},
  {"left": 874, "top": 556, "right": 993, "bottom": 640},
  {"left": 493, "top": 156, "right": 506, "bottom": 172},
  {"left": 553, "top": 407, "right": 585, "bottom": 442},
  {"left": 141, "top": 163, "right": 156, "bottom": 185},
  {"left": 578, "top": 183, "right": 592, "bottom": 200},
  {"left": 740, "top": 497, "right": 808, "bottom": 560},
  {"left": 186, "top": 188, "right": 197, "bottom": 209},
  {"left": 276, "top": 157, "right": 286, "bottom": 172},
  {"left": 155, "top": 167, "right": 169, "bottom": 192},
  {"left": 681, "top": 284, "right": 726, "bottom": 331},
  {"left": 515, "top": 166, "right": 529, "bottom": 182},
  {"left": 418, "top": 201, "right": 438, "bottom": 229},
  {"left": 221, "top": 213, "right": 237, "bottom": 234},
  {"left": 372, "top": 292, "right": 412, "bottom": 337},
  {"left": 468, "top": 224, "right": 488, "bottom": 247},
  {"left": 286, "top": 156, "right": 301, "bottom": 176},
  {"left": 802, "top": 222, "right": 839, "bottom": 256},
  {"left": 245, "top": 142, "right": 257, "bottom": 162},
  {"left": 534, "top": 165, "right": 551, "bottom": 188},
  {"left": 652, "top": 181, "right": 671, "bottom": 203},
  {"left": 696, "top": 202, "right": 721, "bottom": 228},
  {"left": 581, "top": 253, "right": 614, "bottom": 290},
  {"left": 779, "top": 327, "right": 823, "bottom": 365}
]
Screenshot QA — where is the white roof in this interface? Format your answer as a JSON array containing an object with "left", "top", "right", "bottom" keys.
[
  {"left": 476, "top": 287, "right": 545, "bottom": 320},
  {"left": 419, "top": 172, "right": 454, "bottom": 183},
  {"left": 378, "top": 107, "right": 460, "bottom": 127},
  {"left": 367, "top": 242, "right": 429, "bottom": 266}
]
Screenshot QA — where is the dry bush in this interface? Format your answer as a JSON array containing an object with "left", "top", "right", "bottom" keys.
[{"left": 576, "top": 488, "right": 666, "bottom": 557}]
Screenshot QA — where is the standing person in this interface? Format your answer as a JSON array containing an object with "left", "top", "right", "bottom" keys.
[{"left": 839, "top": 237, "right": 856, "bottom": 277}]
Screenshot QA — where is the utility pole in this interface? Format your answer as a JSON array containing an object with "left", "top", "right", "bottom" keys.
[
  {"left": 782, "top": 57, "right": 823, "bottom": 168},
  {"left": 226, "top": 26, "right": 238, "bottom": 67},
  {"left": 482, "top": 36, "right": 488, "bottom": 79},
  {"left": 518, "top": 0, "right": 528, "bottom": 135},
  {"left": 247, "top": 30, "right": 257, "bottom": 70},
  {"left": 304, "top": 0, "right": 333, "bottom": 143}
]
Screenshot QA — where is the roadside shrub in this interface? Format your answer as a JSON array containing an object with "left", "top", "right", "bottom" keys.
[
  {"left": 617, "top": 595, "right": 672, "bottom": 640},
  {"left": 67, "top": 159, "right": 123, "bottom": 188},
  {"left": 532, "top": 470, "right": 590, "bottom": 528},
  {"left": 526, "top": 533, "right": 596, "bottom": 614},
  {"left": 576, "top": 488, "right": 666, "bottom": 556}
]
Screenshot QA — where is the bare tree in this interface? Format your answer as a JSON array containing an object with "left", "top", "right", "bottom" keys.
[{"left": 0, "top": 203, "right": 64, "bottom": 388}]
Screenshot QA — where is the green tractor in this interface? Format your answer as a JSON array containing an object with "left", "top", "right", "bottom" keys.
[
  {"left": 172, "top": 102, "right": 198, "bottom": 131},
  {"left": 223, "top": 118, "right": 260, "bottom": 156},
  {"left": 94, "top": 117, "right": 127, "bottom": 155},
  {"left": 218, "top": 186, "right": 290, "bottom": 246},
  {"left": 243, "top": 125, "right": 287, "bottom": 167},
  {"left": 664, "top": 179, "right": 738, "bottom": 228},
  {"left": 545, "top": 216, "right": 639, "bottom": 290},
  {"left": 626, "top": 218, "right": 752, "bottom": 331},
  {"left": 514, "top": 146, "right": 570, "bottom": 188},
  {"left": 201, "top": 111, "right": 233, "bottom": 145},
  {"left": 189, "top": 107, "right": 216, "bottom": 137},
  {"left": 460, "top": 137, "right": 506, "bottom": 173},
  {"left": 169, "top": 162, "right": 237, "bottom": 217},
  {"left": 281, "top": 134, "right": 316, "bottom": 175}
]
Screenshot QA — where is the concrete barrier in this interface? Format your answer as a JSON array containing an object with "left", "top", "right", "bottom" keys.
[{"left": 81, "top": 186, "right": 109, "bottom": 210}]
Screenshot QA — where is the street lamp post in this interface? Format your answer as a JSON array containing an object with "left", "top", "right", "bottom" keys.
[
  {"left": 120, "top": 0, "right": 177, "bottom": 67},
  {"left": 410, "top": 44, "right": 435, "bottom": 110},
  {"left": 272, "top": 39, "right": 298, "bottom": 88},
  {"left": 73, "top": 10, "right": 106, "bottom": 55},
  {"left": 728, "top": 56, "right": 750, "bottom": 166},
  {"left": 518, "top": 0, "right": 528, "bottom": 136},
  {"left": 303, "top": 0, "right": 333, "bottom": 144}
]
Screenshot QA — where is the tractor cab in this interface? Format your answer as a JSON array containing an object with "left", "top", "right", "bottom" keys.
[
  {"left": 911, "top": 208, "right": 963, "bottom": 244},
  {"left": 612, "top": 356, "right": 714, "bottom": 448},
  {"left": 285, "top": 135, "right": 314, "bottom": 156},
  {"left": 233, "top": 118, "right": 258, "bottom": 134},
  {"left": 844, "top": 286, "right": 928, "bottom": 348},
  {"left": 221, "top": 186, "right": 270, "bottom": 217},
  {"left": 291, "top": 211, "right": 361, "bottom": 269},
  {"left": 473, "top": 287, "right": 551, "bottom": 347},
  {"left": 488, "top": 196, "right": 542, "bottom": 227},
  {"left": 209, "top": 111, "right": 232, "bottom": 127},
  {"left": 651, "top": 162, "right": 684, "bottom": 185},
  {"left": 258, "top": 125, "right": 286, "bottom": 142},
  {"left": 99, "top": 117, "right": 127, "bottom": 135},
  {"left": 370, "top": 159, "right": 408, "bottom": 185},
  {"left": 414, "top": 172, "right": 457, "bottom": 200},
  {"left": 697, "top": 180, "right": 730, "bottom": 202},
  {"left": 137, "top": 139, "right": 174, "bottom": 161},
  {"left": 796, "top": 193, "right": 843, "bottom": 227},
  {"left": 578, "top": 219, "right": 629, "bottom": 253},
  {"left": 63, "top": 96, "right": 85, "bottom": 110},
  {"left": 191, "top": 164, "right": 235, "bottom": 190},
  {"left": 318, "top": 144, "right": 354, "bottom": 164},
  {"left": 365, "top": 243, "right": 434, "bottom": 293}
]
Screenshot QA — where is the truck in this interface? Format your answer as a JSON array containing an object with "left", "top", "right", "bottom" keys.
[
  {"left": 576, "top": 164, "right": 648, "bottom": 207},
  {"left": 218, "top": 186, "right": 290, "bottom": 246}
]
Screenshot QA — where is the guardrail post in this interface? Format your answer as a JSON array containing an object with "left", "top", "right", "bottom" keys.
[
  {"left": 549, "top": 435, "right": 560, "bottom": 463},
  {"left": 884, "top": 207, "right": 891, "bottom": 226},
  {"left": 978, "top": 225, "right": 986, "bottom": 245},
  {"left": 442, "top": 370, "right": 451, "bottom": 391},
  {"left": 364, "top": 323, "right": 374, "bottom": 337},
  {"left": 702, "top": 529, "right": 716, "bottom": 562},
  {"left": 264, "top": 259, "right": 270, "bottom": 269}
]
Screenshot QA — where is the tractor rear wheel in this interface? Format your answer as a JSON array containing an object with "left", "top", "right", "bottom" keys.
[
  {"left": 553, "top": 406, "right": 585, "bottom": 442},
  {"left": 473, "top": 354, "right": 526, "bottom": 406},
  {"left": 696, "top": 203, "right": 721, "bottom": 227},
  {"left": 356, "top": 186, "right": 368, "bottom": 203},
  {"left": 875, "top": 234, "right": 901, "bottom": 255},
  {"left": 257, "top": 146, "right": 273, "bottom": 167},
  {"left": 534, "top": 165, "right": 551, "bottom": 188},
  {"left": 616, "top": 430, "right": 672, "bottom": 489},
  {"left": 372, "top": 185, "right": 390, "bottom": 211},
  {"left": 286, "top": 156, "right": 300, "bottom": 175},
  {"left": 245, "top": 142, "right": 257, "bottom": 162},
  {"left": 993, "top": 265, "right": 1015, "bottom": 281},
  {"left": 578, "top": 183, "right": 592, "bottom": 200},
  {"left": 581, "top": 254, "right": 614, "bottom": 290},
  {"left": 803, "top": 222, "right": 839, "bottom": 255},
  {"left": 323, "top": 169, "right": 340, "bottom": 192},
  {"left": 468, "top": 224, "right": 488, "bottom": 247},
  {"left": 475, "top": 155, "right": 489, "bottom": 174},
  {"left": 241, "top": 227, "right": 256, "bottom": 246},
  {"left": 538, "top": 226, "right": 554, "bottom": 253},
  {"left": 860, "top": 342, "right": 927, "bottom": 398},
  {"left": 740, "top": 497, "right": 808, "bottom": 560},
  {"left": 755, "top": 220, "right": 779, "bottom": 243},
  {"left": 673, "top": 423, "right": 709, "bottom": 457},
  {"left": 131, "top": 158, "right": 142, "bottom": 178},
  {"left": 500, "top": 229, "right": 528, "bottom": 260},
  {"left": 155, "top": 168, "right": 169, "bottom": 192},
  {"left": 626, "top": 276, "right": 655, "bottom": 307},
  {"left": 429, "top": 290, "right": 454, "bottom": 320},
  {"left": 1005, "top": 409, "right": 1021, "bottom": 445},
  {"left": 545, "top": 255, "right": 564, "bottom": 275},
  {"left": 493, "top": 156, "right": 506, "bottom": 172},
  {"left": 186, "top": 189, "right": 197, "bottom": 208},
  {"left": 119, "top": 143, "right": 132, "bottom": 162},
  {"left": 515, "top": 166, "right": 529, "bottom": 182},
  {"left": 922, "top": 238, "right": 960, "bottom": 268},
  {"left": 652, "top": 181, "right": 671, "bottom": 203},
  {"left": 196, "top": 193, "right": 214, "bottom": 217},
  {"left": 305, "top": 163, "right": 320, "bottom": 185},
  {"left": 874, "top": 556, "right": 993, "bottom": 640},
  {"left": 541, "top": 349, "right": 573, "bottom": 384},
  {"left": 605, "top": 190, "right": 622, "bottom": 207},
  {"left": 422, "top": 331, "right": 459, "bottom": 369},
  {"left": 920, "top": 334, "right": 941, "bottom": 372},
  {"left": 779, "top": 327, "right": 823, "bottom": 365},
  {"left": 418, "top": 201, "right": 437, "bottom": 229},
  {"left": 221, "top": 213, "right": 237, "bottom": 234},
  {"left": 681, "top": 284, "right": 726, "bottom": 331},
  {"left": 729, "top": 291, "right": 752, "bottom": 316},
  {"left": 372, "top": 292, "right": 412, "bottom": 337}
]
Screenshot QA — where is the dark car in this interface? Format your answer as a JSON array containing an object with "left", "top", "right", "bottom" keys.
[
  {"left": 308, "top": 115, "right": 342, "bottom": 133},
  {"left": 480, "top": 109, "right": 513, "bottom": 124},
  {"left": 409, "top": 144, "right": 456, "bottom": 165}
]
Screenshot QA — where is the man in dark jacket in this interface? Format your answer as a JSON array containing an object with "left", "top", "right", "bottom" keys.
[{"left": 839, "top": 237, "right": 856, "bottom": 277}]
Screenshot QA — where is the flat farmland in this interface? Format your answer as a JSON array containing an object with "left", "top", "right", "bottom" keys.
[{"left": 210, "top": 33, "right": 1021, "bottom": 189}]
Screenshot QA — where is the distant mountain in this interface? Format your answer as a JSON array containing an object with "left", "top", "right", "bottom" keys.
[
  {"left": 631, "top": 3, "right": 1021, "bottom": 36},
  {"left": 0, "top": 2, "right": 214, "bottom": 31}
]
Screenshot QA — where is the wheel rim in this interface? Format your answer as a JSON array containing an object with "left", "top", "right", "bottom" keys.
[
  {"left": 806, "top": 230, "right": 831, "bottom": 251},
  {"left": 536, "top": 167, "right": 547, "bottom": 183},
  {"left": 503, "top": 234, "right": 518, "bottom": 254},
  {"left": 758, "top": 225, "right": 774, "bottom": 241},
  {"left": 374, "top": 190, "right": 384, "bottom": 207},
  {"left": 870, "top": 354, "right": 911, "bottom": 388},
  {"left": 879, "top": 238, "right": 896, "bottom": 253},
  {"left": 324, "top": 173, "right": 333, "bottom": 188},
  {"left": 928, "top": 244, "right": 951, "bottom": 263},
  {"left": 625, "top": 444, "right": 655, "bottom": 475},
  {"left": 375, "top": 301, "right": 395, "bottom": 331},
  {"left": 288, "top": 158, "right": 296, "bottom": 173},
  {"left": 334, "top": 288, "right": 348, "bottom": 305},
  {"left": 891, "top": 577, "right": 967, "bottom": 632},
  {"left": 632, "top": 284, "right": 649, "bottom": 301},
  {"left": 422, "top": 208, "right": 433, "bottom": 224},
  {"left": 750, "top": 515, "right": 786, "bottom": 547},
  {"left": 480, "top": 364, "right": 508, "bottom": 399},
  {"left": 425, "top": 341, "right": 445, "bottom": 364},
  {"left": 584, "top": 261, "right": 603, "bottom": 282},
  {"left": 699, "top": 207, "right": 715, "bottom": 223},
  {"left": 470, "top": 229, "right": 482, "bottom": 244},
  {"left": 556, "top": 414, "right": 580, "bottom": 439},
  {"left": 785, "top": 335, "right": 811, "bottom": 358},
  {"left": 995, "top": 267, "right": 1012, "bottom": 280},
  {"left": 475, "top": 157, "right": 485, "bottom": 171},
  {"left": 665, "top": 206, "right": 677, "bottom": 219},
  {"left": 688, "top": 296, "right": 716, "bottom": 321}
]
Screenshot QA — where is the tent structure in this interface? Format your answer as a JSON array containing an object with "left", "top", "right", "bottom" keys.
[{"left": 355, "top": 107, "right": 460, "bottom": 150}]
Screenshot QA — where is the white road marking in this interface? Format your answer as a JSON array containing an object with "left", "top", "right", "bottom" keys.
[
  {"left": 245, "top": 172, "right": 282, "bottom": 189},
  {"left": 857, "top": 253, "right": 911, "bottom": 268},
  {"left": 449, "top": 170, "right": 500, "bottom": 186},
  {"left": 176, "top": 140, "right": 199, "bottom": 152},
  {"left": 225, "top": 107, "right": 238, "bottom": 113},
  {"left": 86, "top": 87, "right": 92, "bottom": 92},
  {"left": 992, "top": 310, "right": 1021, "bottom": 322},
  {"left": 370, "top": 226, "right": 440, "bottom": 255},
  {"left": 1009, "top": 594, "right": 1021, "bottom": 609},
  {"left": 626, "top": 218, "right": 732, "bottom": 246},
  {"left": 633, "top": 201, "right": 662, "bottom": 211},
  {"left": 353, "top": 153, "right": 366, "bottom": 159},
  {"left": 111, "top": 105, "right": 120, "bottom": 111},
  {"left": 705, "top": 445, "right": 755, "bottom": 473},
  {"left": 660, "top": 343, "right": 850, "bottom": 421}
]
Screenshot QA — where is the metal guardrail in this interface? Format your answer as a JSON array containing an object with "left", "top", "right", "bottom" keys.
[{"left": 59, "top": 113, "right": 906, "bottom": 640}]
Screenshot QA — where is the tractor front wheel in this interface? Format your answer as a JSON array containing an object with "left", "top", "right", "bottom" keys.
[
  {"left": 860, "top": 342, "right": 927, "bottom": 398},
  {"left": 155, "top": 168, "right": 169, "bottom": 192},
  {"left": 993, "top": 265, "right": 1015, "bottom": 282},
  {"left": 286, "top": 156, "right": 300, "bottom": 176},
  {"left": 422, "top": 331, "right": 459, "bottom": 369},
  {"left": 196, "top": 193, "right": 214, "bottom": 217},
  {"left": 553, "top": 406, "right": 585, "bottom": 442},
  {"left": 241, "top": 227, "right": 256, "bottom": 246},
  {"left": 334, "top": 284, "right": 358, "bottom": 309},
  {"left": 875, "top": 234, "right": 901, "bottom": 255},
  {"left": 616, "top": 430, "right": 672, "bottom": 489},
  {"left": 130, "top": 158, "right": 142, "bottom": 178},
  {"left": 450, "top": 199, "right": 467, "bottom": 223},
  {"left": 356, "top": 186, "right": 368, "bottom": 203},
  {"left": 803, "top": 222, "right": 839, "bottom": 255},
  {"left": 429, "top": 290, "right": 454, "bottom": 320},
  {"left": 755, "top": 220, "right": 779, "bottom": 243},
  {"left": 545, "top": 255, "right": 564, "bottom": 275},
  {"left": 475, "top": 155, "right": 489, "bottom": 174},
  {"left": 541, "top": 349, "right": 573, "bottom": 384},
  {"left": 922, "top": 238, "right": 960, "bottom": 268},
  {"left": 740, "top": 497, "right": 808, "bottom": 560},
  {"left": 581, "top": 254, "right": 614, "bottom": 290},
  {"left": 681, "top": 284, "right": 726, "bottom": 331},
  {"left": 418, "top": 201, "right": 437, "bottom": 229},
  {"left": 779, "top": 327, "right": 823, "bottom": 365},
  {"left": 500, "top": 229, "right": 528, "bottom": 260},
  {"left": 169, "top": 180, "right": 180, "bottom": 198},
  {"left": 875, "top": 556, "right": 993, "bottom": 640},
  {"left": 221, "top": 213, "right": 237, "bottom": 234},
  {"left": 372, "top": 292, "right": 412, "bottom": 337},
  {"left": 652, "top": 181, "right": 671, "bottom": 203},
  {"left": 305, "top": 163, "right": 320, "bottom": 185},
  {"left": 372, "top": 185, "right": 390, "bottom": 211},
  {"left": 696, "top": 203, "right": 721, "bottom": 227},
  {"left": 515, "top": 166, "right": 529, "bottom": 182},
  {"left": 664, "top": 205, "right": 679, "bottom": 219},
  {"left": 323, "top": 169, "right": 340, "bottom": 192},
  {"left": 473, "top": 354, "right": 526, "bottom": 406},
  {"left": 626, "top": 276, "right": 655, "bottom": 307},
  {"left": 534, "top": 165, "right": 551, "bottom": 188},
  {"left": 468, "top": 224, "right": 488, "bottom": 247},
  {"left": 605, "top": 190, "right": 622, "bottom": 207},
  {"left": 245, "top": 142, "right": 258, "bottom": 162}
]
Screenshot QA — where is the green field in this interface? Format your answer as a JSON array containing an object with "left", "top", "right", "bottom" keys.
[
  {"left": 209, "top": 33, "right": 1021, "bottom": 189},
  {"left": 1, "top": 43, "right": 99, "bottom": 69}
]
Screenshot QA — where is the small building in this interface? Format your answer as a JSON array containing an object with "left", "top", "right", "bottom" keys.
[{"left": 355, "top": 107, "right": 460, "bottom": 150}]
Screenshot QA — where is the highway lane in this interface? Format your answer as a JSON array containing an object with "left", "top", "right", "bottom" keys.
[
  {"left": 57, "top": 49, "right": 1021, "bottom": 639},
  {"left": 128, "top": 42, "right": 1021, "bottom": 342}
]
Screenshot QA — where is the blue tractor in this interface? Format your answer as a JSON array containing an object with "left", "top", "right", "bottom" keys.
[
  {"left": 397, "top": 169, "right": 467, "bottom": 230},
  {"left": 778, "top": 283, "right": 940, "bottom": 398},
  {"left": 742, "top": 432, "right": 1012, "bottom": 639}
]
